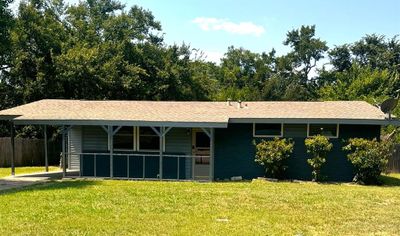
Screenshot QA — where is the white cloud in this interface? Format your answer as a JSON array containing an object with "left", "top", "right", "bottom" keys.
[
  {"left": 203, "top": 51, "right": 224, "bottom": 64},
  {"left": 189, "top": 50, "right": 224, "bottom": 64},
  {"left": 192, "top": 17, "right": 265, "bottom": 37}
]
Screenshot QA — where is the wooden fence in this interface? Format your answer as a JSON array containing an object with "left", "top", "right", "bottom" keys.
[
  {"left": 0, "top": 137, "right": 60, "bottom": 167},
  {"left": 387, "top": 144, "right": 400, "bottom": 173}
]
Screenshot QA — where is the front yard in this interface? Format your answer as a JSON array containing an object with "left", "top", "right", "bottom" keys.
[
  {"left": 0, "top": 166, "right": 60, "bottom": 178},
  {"left": 0, "top": 175, "right": 400, "bottom": 235}
]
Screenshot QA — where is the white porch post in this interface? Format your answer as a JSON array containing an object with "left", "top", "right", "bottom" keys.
[
  {"left": 209, "top": 128, "right": 215, "bottom": 181},
  {"left": 62, "top": 125, "right": 66, "bottom": 178},
  {"left": 151, "top": 126, "right": 172, "bottom": 180},
  {"left": 44, "top": 125, "right": 48, "bottom": 172}
]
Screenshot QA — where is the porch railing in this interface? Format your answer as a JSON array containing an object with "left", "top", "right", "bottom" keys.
[{"left": 71, "top": 152, "right": 210, "bottom": 180}]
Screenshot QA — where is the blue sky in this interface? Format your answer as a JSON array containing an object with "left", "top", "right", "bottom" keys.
[
  {"left": 124, "top": 0, "right": 399, "bottom": 62},
  {"left": 11, "top": 0, "right": 400, "bottom": 63}
]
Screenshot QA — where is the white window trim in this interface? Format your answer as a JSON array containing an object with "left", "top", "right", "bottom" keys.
[
  {"left": 253, "top": 123, "right": 284, "bottom": 138},
  {"left": 307, "top": 124, "right": 339, "bottom": 138},
  {"left": 113, "top": 126, "right": 137, "bottom": 152},
  {"left": 137, "top": 126, "right": 166, "bottom": 152}
]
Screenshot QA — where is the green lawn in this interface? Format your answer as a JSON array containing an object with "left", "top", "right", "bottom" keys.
[
  {"left": 0, "top": 176, "right": 400, "bottom": 235},
  {"left": 0, "top": 166, "right": 60, "bottom": 178}
]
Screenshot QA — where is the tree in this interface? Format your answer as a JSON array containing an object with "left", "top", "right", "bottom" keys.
[
  {"left": 318, "top": 64, "right": 391, "bottom": 101},
  {"left": 0, "top": 0, "right": 13, "bottom": 70},
  {"left": 305, "top": 135, "right": 333, "bottom": 181},
  {"left": 1, "top": 0, "right": 217, "bottom": 138},
  {"left": 283, "top": 25, "right": 328, "bottom": 82},
  {"left": 8, "top": 0, "right": 68, "bottom": 102},
  {"left": 254, "top": 138, "right": 294, "bottom": 179},
  {"left": 217, "top": 46, "right": 276, "bottom": 101},
  {"left": 329, "top": 45, "right": 352, "bottom": 72},
  {"left": 351, "top": 34, "right": 390, "bottom": 70}
]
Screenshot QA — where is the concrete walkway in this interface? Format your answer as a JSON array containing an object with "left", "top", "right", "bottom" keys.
[{"left": 0, "top": 171, "right": 64, "bottom": 192}]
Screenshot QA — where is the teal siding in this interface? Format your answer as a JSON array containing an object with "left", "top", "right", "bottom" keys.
[
  {"left": 165, "top": 128, "right": 192, "bottom": 179},
  {"left": 214, "top": 124, "right": 264, "bottom": 180},
  {"left": 214, "top": 123, "right": 381, "bottom": 181}
]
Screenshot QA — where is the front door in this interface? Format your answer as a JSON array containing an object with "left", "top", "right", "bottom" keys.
[{"left": 192, "top": 129, "right": 210, "bottom": 180}]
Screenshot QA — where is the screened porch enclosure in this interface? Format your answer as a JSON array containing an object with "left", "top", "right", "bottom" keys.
[
  {"left": 65, "top": 125, "right": 215, "bottom": 181},
  {"left": 76, "top": 153, "right": 206, "bottom": 180}
]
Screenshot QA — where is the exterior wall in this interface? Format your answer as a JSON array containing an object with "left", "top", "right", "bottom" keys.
[{"left": 214, "top": 123, "right": 381, "bottom": 181}]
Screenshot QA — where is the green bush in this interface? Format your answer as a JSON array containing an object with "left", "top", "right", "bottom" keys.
[
  {"left": 305, "top": 135, "right": 333, "bottom": 181},
  {"left": 254, "top": 138, "right": 294, "bottom": 179},
  {"left": 343, "top": 138, "right": 391, "bottom": 185}
]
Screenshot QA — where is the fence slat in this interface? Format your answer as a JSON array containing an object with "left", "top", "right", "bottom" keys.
[{"left": 388, "top": 144, "right": 400, "bottom": 173}]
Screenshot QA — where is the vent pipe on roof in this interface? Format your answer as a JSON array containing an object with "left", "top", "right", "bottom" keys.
[
  {"left": 237, "top": 100, "right": 242, "bottom": 109},
  {"left": 227, "top": 98, "right": 232, "bottom": 106}
]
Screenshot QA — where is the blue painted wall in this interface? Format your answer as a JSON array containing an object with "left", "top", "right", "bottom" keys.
[{"left": 214, "top": 124, "right": 380, "bottom": 181}]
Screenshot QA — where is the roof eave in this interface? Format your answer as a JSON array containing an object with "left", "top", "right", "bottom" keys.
[
  {"left": 229, "top": 118, "right": 399, "bottom": 126},
  {"left": 0, "top": 115, "right": 21, "bottom": 120},
  {"left": 11, "top": 119, "right": 229, "bottom": 128}
]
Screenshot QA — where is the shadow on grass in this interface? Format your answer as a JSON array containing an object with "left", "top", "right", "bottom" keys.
[
  {"left": 0, "top": 180, "right": 98, "bottom": 196},
  {"left": 379, "top": 175, "right": 400, "bottom": 186}
]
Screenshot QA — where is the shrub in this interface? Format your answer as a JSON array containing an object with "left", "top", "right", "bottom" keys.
[
  {"left": 304, "top": 135, "right": 333, "bottom": 181},
  {"left": 343, "top": 138, "right": 392, "bottom": 185},
  {"left": 254, "top": 138, "right": 294, "bottom": 179}
]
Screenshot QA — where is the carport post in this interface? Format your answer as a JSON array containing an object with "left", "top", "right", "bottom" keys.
[
  {"left": 44, "top": 125, "right": 48, "bottom": 172},
  {"left": 159, "top": 127, "right": 164, "bottom": 180},
  {"left": 108, "top": 126, "right": 113, "bottom": 178},
  {"left": 10, "top": 122, "right": 15, "bottom": 176}
]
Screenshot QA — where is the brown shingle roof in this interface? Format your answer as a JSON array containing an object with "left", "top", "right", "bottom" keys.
[{"left": 0, "top": 99, "right": 390, "bottom": 127}]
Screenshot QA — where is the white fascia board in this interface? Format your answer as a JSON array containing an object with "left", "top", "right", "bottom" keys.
[
  {"left": 229, "top": 118, "right": 400, "bottom": 126},
  {"left": 12, "top": 119, "right": 229, "bottom": 128}
]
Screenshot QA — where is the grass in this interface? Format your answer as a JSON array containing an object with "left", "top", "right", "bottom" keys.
[
  {"left": 0, "top": 175, "right": 400, "bottom": 235},
  {"left": 0, "top": 166, "right": 60, "bottom": 178}
]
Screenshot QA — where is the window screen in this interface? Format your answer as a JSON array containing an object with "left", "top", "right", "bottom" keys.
[
  {"left": 254, "top": 123, "right": 282, "bottom": 137},
  {"left": 113, "top": 126, "right": 134, "bottom": 150},
  {"left": 139, "top": 127, "right": 160, "bottom": 151},
  {"left": 308, "top": 124, "right": 338, "bottom": 137}
]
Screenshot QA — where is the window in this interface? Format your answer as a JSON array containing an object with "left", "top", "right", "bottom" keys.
[
  {"left": 253, "top": 123, "right": 283, "bottom": 137},
  {"left": 138, "top": 127, "right": 160, "bottom": 151},
  {"left": 195, "top": 132, "right": 210, "bottom": 148},
  {"left": 113, "top": 126, "right": 134, "bottom": 150},
  {"left": 308, "top": 124, "right": 339, "bottom": 138}
]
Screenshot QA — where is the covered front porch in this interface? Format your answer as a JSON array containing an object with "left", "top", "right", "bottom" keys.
[{"left": 7, "top": 123, "right": 217, "bottom": 181}]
